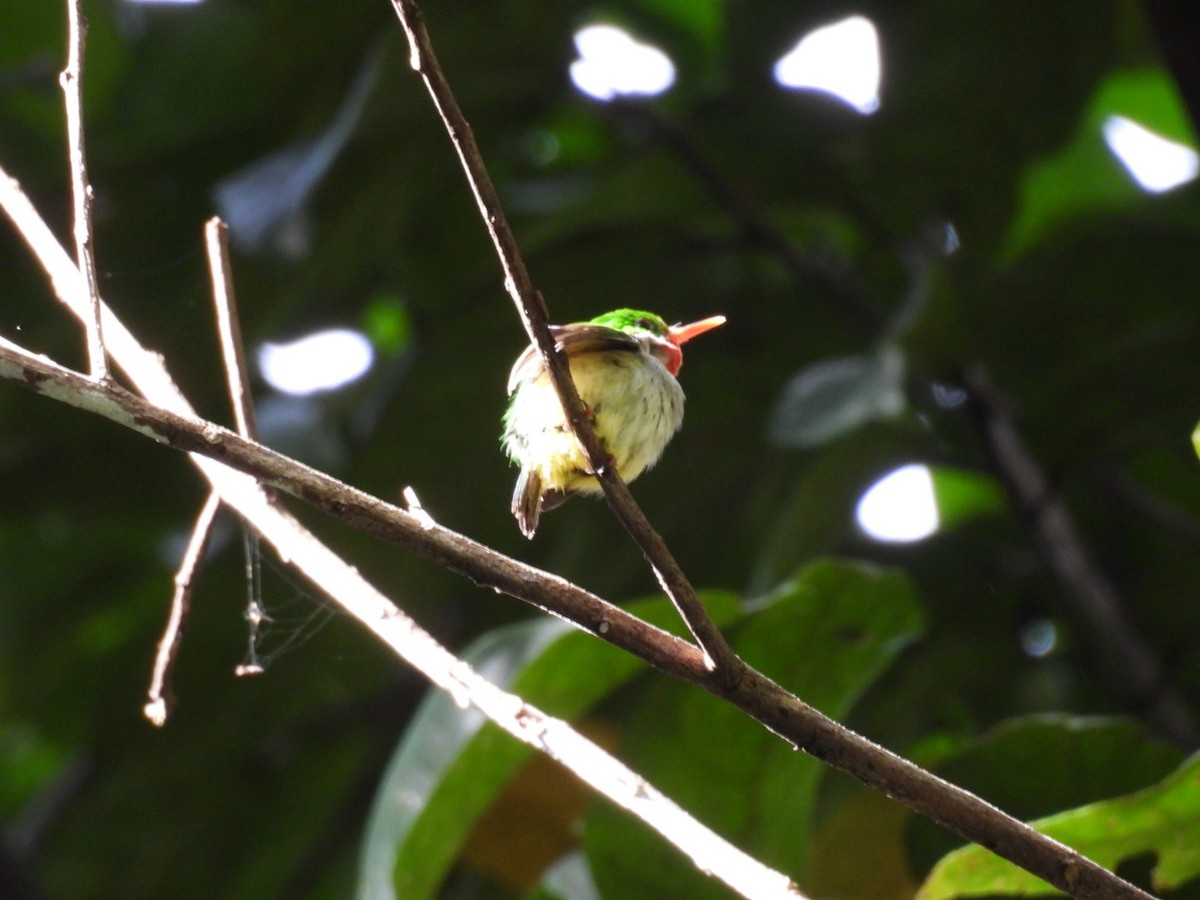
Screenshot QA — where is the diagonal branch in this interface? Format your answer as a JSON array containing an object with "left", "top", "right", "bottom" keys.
[
  {"left": 966, "top": 365, "right": 1198, "bottom": 747},
  {"left": 388, "top": 0, "right": 739, "bottom": 676}
]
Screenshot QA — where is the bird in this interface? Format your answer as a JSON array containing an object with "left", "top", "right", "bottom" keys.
[{"left": 502, "top": 308, "right": 725, "bottom": 538}]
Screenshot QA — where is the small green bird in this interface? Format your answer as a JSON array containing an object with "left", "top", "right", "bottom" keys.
[{"left": 502, "top": 308, "right": 726, "bottom": 538}]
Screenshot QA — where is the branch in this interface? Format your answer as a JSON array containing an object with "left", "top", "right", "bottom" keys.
[
  {"left": 388, "top": 0, "right": 739, "bottom": 676},
  {"left": 966, "top": 366, "right": 1198, "bottom": 747},
  {"left": 60, "top": 0, "right": 107, "bottom": 380},
  {"left": 145, "top": 217, "right": 262, "bottom": 724},
  {"left": 144, "top": 493, "right": 219, "bottom": 725},
  {"left": 0, "top": 334, "right": 1153, "bottom": 900},
  {"left": 205, "top": 217, "right": 260, "bottom": 442}
]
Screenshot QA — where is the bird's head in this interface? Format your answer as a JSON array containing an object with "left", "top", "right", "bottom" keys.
[{"left": 590, "top": 308, "right": 726, "bottom": 375}]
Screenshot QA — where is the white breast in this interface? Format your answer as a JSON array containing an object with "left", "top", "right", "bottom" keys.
[{"left": 504, "top": 349, "right": 685, "bottom": 495}]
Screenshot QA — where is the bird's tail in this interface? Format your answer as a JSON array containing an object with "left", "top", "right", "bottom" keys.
[{"left": 511, "top": 468, "right": 543, "bottom": 539}]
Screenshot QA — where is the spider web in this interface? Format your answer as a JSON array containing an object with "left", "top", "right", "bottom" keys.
[{"left": 234, "top": 530, "right": 336, "bottom": 676}]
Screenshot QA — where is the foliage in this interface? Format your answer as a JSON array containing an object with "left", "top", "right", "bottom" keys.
[
  {"left": 3, "top": 0, "right": 1200, "bottom": 898},
  {"left": 920, "top": 746, "right": 1200, "bottom": 898}
]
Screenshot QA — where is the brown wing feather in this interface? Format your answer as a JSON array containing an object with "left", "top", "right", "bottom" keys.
[{"left": 506, "top": 324, "right": 640, "bottom": 394}]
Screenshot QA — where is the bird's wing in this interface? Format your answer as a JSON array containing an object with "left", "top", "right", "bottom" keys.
[{"left": 506, "top": 324, "right": 639, "bottom": 394}]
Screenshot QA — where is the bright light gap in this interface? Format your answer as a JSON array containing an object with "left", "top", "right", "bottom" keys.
[
  {"left": 257, "top": 328, "right": 375, "bottom": 396},
  {"left": 773, "top": 15, "right": 882, "bottom": 115}
]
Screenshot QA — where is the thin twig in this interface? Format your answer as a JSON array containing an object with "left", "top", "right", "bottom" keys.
[
  {"left": 205, "top": 214, "right": 273, "bottom": 680},
  {"left": 144, "top": 218, "right": 264, "bottom": 724},
  {"left": 0, "top": 334, "right": 1154, "bottom": 900},
  {"left": 966, "top": 365, "right": 1198, "bottom": 747},
  {"left": 144, "top": 493, "right": 220, "bottom": 726},
  {"left": 205, "top": 217, "right": 259, "bottom": 441},
  {"left": 387, "top": 0, "right": 739, "bottom": 677},
  {"left": 60, "top": 0, "right": 107, "bottom": 381}
]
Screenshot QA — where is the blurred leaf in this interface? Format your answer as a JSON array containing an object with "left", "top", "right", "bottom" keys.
[
  {"left": 358, "top": 593, "right": 741, "bottom": 899},
  {"left": 930, "top": 466, "right": 1005, "bottom": 531},
  {"left": 921, "top": 755, "right": 1200, "bottom": 895},
  {"left": 1006, "top": 67, "right": 1197, "bottom": 257},
  {"left": 807, "top": 790, "right": 918, "bottom": 900},
  {"left": 909, "top": 716, "right": 1185, "bottom": 879},
  {"left": 214, "top": 41, "right": 385, "bottom": 255},
  {"left": 0, "top": 721, "right": 70, "bottom": 815},
  {"left": 361, "top": 294, "right": 412, "bottom": 354},
  {"left": 747, "top": 425, "right": 924, "bottom": 597},
  {"left": 767, "top": 345, "right": 906, "bottom": 448},
  {"left": 584, "top": 559, "right": 923, "bottom": 897}
]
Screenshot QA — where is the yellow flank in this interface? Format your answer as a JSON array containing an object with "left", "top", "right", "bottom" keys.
[{"left": 505, "top": 349, "right": 685, "bottom": 496}]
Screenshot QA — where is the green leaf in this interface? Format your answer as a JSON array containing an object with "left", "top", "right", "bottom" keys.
[
  {"left": 584, "top": 559, "right": 924, "bottom": 897},
  {"left": 929, "top": 466, "right": 1005, "bottom": 531},
  {"left": 357, "top": 592, "right": 741, "bottom": 899},
  {"left": 1005, "top": 67, "right": 1196, "bottom": 257},
  {"left": 918, "top": 746, "right": 1200, "bottom": 898},
  {"left": 908, "top": 715, "right": 1185, "bottom": 878},
  {"left": 767, "top": 346, "right": 907, "bottom": 448}
]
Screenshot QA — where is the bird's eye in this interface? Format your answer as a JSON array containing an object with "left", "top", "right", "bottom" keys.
[{"left": 634, "top": 318, "right": 654, "bottom": 330}]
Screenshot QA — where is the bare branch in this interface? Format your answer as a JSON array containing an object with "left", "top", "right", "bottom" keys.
[
  {"left": 144, "top": 493, "right": 220, "bottom": 726},
  {"left": 966, "top": 365, "right": 1198, "bottom": 747},
  {"left": 59, "top": 0, "right": 107, "bottom": 381},
  {"left": 205, "top": 217, "right": 259, "bottom": 441},
  {"left": 145, "top": 217, "right": 265, "bottom": 723},
  {"left": 387, "top": 0, "right": 739, "bottom": 676}
]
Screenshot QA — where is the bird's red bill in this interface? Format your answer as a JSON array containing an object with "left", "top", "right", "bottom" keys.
[{"left": 668, "top": 315, "right": 726, "bottom": 346}]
